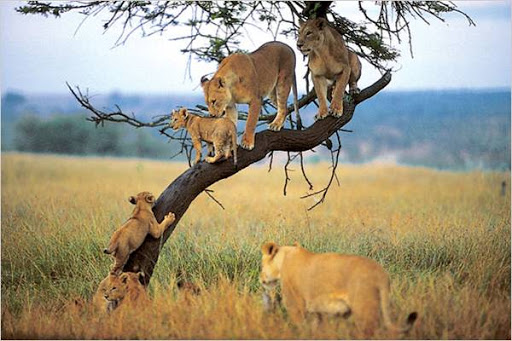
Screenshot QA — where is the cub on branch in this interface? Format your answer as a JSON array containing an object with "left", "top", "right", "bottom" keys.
[
  {"left": 260, "top": 242, "right": 417, "bottom": 337},
  {"left": 104, "top": 191, "right": 175, "bottom": 275},
  {"left": 170, "top": 108, "right": 237, "bottom": 165},
  {"left": 297, "top": 17, "right": 362, "bottom": 120},
  {"left": 201, "top": 41, "right": 300, "bottom": 150}
]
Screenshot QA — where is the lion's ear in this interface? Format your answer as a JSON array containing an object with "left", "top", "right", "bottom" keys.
[
  {"left": 179, "top": 108, "right": 189, "bottom": 119},
  {"left": 262, "top": 242, "right": 279, "bottom": 257},
  {"left": 120, "top": 273, "right": 129, "bottom": 284},
  {"left": 200, "top": 75, "right": 210, "bottom": 87},
  {"left": 137, "top": 271, "right": 146, "bottom": 284},
  {"left": 128, "top": 196, "right": 137, "bottom": 205},
  {"left": 316, "top": 18, "right": 326, "bottom": 30},
  {"left": 298, "top": 18, "right": 305, "bottom": 26},
  {"left": 217, "top": 77, "right": 224, "bottom": 88},
  {"left": 145, "top": 194, "right": 155, "bottom": 204}
]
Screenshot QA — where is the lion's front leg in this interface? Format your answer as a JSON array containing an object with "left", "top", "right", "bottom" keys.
[
  {"left": 191, "top": 137, "right": 203, "bottom": 164},
  {"left": 330, "top": 66, "right": 351, "bottom": 117},
  {"left": 241, "top": 99, "right": 261, "bottom": 150},
  {"left": 282, "top": 286, "right": 306, "bottom": 325},
  {"left": 149, "top": 212, "right": 175, "bottom": 238},
  {"left": 312, "top": 75, "right": 329, "bottom": 120}
]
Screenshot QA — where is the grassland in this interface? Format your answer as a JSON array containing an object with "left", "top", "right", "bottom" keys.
[{"left": 1, "top": 152, "right": 510, "bottom": 339}]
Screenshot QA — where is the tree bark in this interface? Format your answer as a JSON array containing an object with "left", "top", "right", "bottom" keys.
[{"left": 124, "top": 71, "right": 392, "bottom": 284}]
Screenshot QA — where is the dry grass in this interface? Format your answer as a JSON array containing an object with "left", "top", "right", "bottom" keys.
[{"left": 1, "top": 152, "right": 510, "bottom": 339}]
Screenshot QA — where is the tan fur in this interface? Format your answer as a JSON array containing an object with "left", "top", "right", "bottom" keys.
[
  {"left": 297, "top": 18, "right": 362, "bottom": 119},
  {"left": 201, "top": 41, "right": 300, "bottom": 150},
  {"left": 170, "top": 108, "right": 237, "bottom": 165},
  {"left": 260, "top": 242, "right": 417, "bottom": 337},
  {"left": 104, "top": 192, "right": 175, "bottom": 275},
  {"left": 92, "top": 273, "right": 119, "bottom": 313},
  {"left": 103, "top": 272, "right": 150, "bottom": 312}
]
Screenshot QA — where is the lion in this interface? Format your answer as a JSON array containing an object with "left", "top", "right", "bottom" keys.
[
  {"left": 102, "top": 272, "right": 150, "bottom": 312},
  {"left": 201, "top": 41, "right": 300, "bottom": 150},
  {"left": 103, "top": 191, "right": 175, "bottom": 275},
  {"left": 260, "top": 242, "right": 417, "bottom": 337},
  {"left": 170, "top": 108, "right": 237, "bottom": 165},
  {"left": 92, "top": 273, "right": 118, "bottom": 313},
  {"left": 297, "top": 17, "right": 362, "bottom": 120}
]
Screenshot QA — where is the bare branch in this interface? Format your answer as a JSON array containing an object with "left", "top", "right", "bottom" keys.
[{"left": 300, "top": 131, "right": 342, "bottom": 210}]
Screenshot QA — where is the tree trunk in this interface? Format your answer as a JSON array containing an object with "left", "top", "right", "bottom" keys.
[{"left": 124, "top": 72, "right": 392, "bottom": 284}]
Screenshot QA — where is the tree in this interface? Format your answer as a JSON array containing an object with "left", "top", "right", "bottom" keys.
[{"left": 18, "top": 1, "right": 474, "bottom": 284}]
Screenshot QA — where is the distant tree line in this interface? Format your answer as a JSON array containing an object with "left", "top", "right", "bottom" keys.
[{"left": 14, "top": 114, "right": 173, "bottom": 159}]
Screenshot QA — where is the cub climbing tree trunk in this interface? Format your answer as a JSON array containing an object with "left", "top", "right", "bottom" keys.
[{"left": 124, "top": 72, "right": 392, "bottom": 284}]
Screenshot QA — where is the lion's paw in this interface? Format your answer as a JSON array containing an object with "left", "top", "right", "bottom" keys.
[
  {"left": 268, "top": 120, "right": 284, "bottom": 132},
  {"left": 241, "top": 134, "right": 255, "bottom": 150},
  {"left": 205, "top": 156, "right": 218, "bottom": 163},
  {"left": 349, "top": 87, "right": 360, "bottom": 96},
  {"left": 314, "top": 108, "right": 329, "bottom": 121},
  {"left": 329, "top": 104, "right": 344, "bottom": 118}
]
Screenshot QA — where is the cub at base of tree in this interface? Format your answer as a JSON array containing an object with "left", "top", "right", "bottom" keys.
[
  {"left": 297, "top": 17, "right": 362, "bottom": 120},
  {"left": 201, "top": 41, "right": 300, "bottom": 151},
  {"left": 170, "top": 108, "right": 237, "bottom": 166},
  {"left": 92, "top": 271, "right": 149, "bottom": 314},
  {"left": 260, "top": 242, "right": 417, "bottom": 337},
  {"left": 92, "top": 273, "right": 118, "bottom": 313},
  {"left": 103, "top": 191, "right": 175, "bottom": 275}
]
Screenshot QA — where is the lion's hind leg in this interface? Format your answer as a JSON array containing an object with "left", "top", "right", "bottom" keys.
[
  {"left": 350, "top": 286, "right": 380, "bottom": 338},
  {"left": 205, "top": 141, "right": 224, "bottom": 164},
  {"left": 269, "top": 72, "right": 292, "bottom": 131},
  {"left": 111, "top": 246, "right": 130, "bottom": 275}
]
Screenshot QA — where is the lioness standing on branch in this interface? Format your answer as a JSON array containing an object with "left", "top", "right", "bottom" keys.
[
  {"left": 297, "top": 17, "right": 362, "bottom": 120},
  {"left": 260, "top": 242, "right": 417, "bottom": 337},
  {"left": 201, "top": 41, "right": 300, "bottom": 150}
]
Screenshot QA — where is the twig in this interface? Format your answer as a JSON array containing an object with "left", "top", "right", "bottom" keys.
[
  {"left": 204, "top": 188, "right": 225, "bottom": 210},
  {"left": 300, "top": 131, "right": 342, "bottom": 210}
]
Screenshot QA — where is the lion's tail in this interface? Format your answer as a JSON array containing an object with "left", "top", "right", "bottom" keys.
[
  {"left": 292, "top": 73, "right": 302, "bottom": 130},
  {"left": 231, "top": 129, "right": 238, "bottom": 166},
  {"left": 379, "top": 282, "right": 417, "bottom": 335}
]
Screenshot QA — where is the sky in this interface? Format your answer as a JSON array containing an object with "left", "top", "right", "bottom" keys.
[{"left": 1, "top": 1, "right": 510, "bottom": 96}]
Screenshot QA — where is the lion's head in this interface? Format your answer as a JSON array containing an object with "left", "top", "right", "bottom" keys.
[
  {"left": 201, "top": 75, "right": 232, "bottom": 117},
  {"left": 128, "top": 191, "right": 155, "bottom": 207},
  {"left": 260, "top": 242, "right": 286, "bottom": 291},
  {"left": 104, "top": 271, "right": 146, "bottom": 306},
  {"left": 297, "top": 18, "right": 330, "bottom": 56},
  {"left": 170, "top": 108, "right": 189, "bottom": 130}
]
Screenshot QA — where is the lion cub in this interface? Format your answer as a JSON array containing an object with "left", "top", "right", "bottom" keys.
[
  {"left": 260, "top": 242, "right": 417, "bottom": 336},
  {"left": 104, "top": 191, "right": 175, "bottom": 275},
  {"left": 103, "top": 271, "right": 150, "bottom": 312},
  {"left": 170, "top": 108, "right": 237, "bottom": 165}
]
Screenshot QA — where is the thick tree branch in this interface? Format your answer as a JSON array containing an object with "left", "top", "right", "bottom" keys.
[{"left": 125, "top": 71, "right": 392, "bottom": 284}]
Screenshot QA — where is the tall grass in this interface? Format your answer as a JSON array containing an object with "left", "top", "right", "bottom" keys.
[{"left": 1, "top": 153, "right": 510, "bottom": 339}]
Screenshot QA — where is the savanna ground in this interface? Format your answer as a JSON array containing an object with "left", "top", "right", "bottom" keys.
[{"left": 1, "top": 152, "right": 510, "bottom": 339}]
